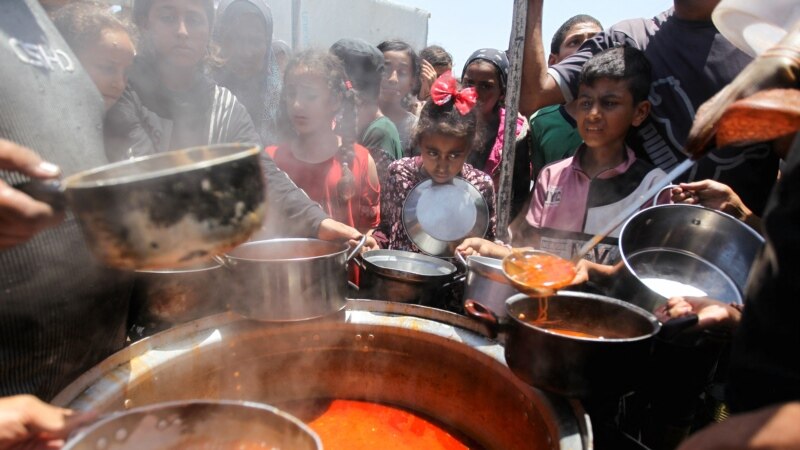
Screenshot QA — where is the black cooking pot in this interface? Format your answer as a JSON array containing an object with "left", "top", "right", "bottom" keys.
[
  {"left": 16, "top": 143, "right": 265, "bottom": 270},
  {"left": 355, "top": 249, "right": 461, "bottom": 307},
  {"left": 466, "top": 292, "right": 697, "bottom": 399}
]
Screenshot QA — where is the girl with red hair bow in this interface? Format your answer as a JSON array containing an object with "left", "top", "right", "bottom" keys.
[{"left": 371, "top": 72, "right": 497, "bottom": 253}]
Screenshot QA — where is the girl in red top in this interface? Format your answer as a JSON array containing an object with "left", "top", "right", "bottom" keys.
[{"left": 267, "top": 50, "right": 380, "bottom": 232}]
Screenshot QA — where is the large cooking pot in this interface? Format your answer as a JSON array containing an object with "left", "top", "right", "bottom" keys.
[
  {"left": 467, "top": 291, "right": 678, "bottom": 399},
  {"left": 457, "top": 253, "right": 517, "bottom": 318},
  {"left": 356, "top": 249, "right": 459, "bottom": 305},
  {"left": 17, "top": 143, "right": 265, "bottom": 270},
  {"left": 52, "top": 301, "right": 590, "bottom": 450},
  {"left": 612, "top": 204, "right": 764, "bottom": 312},
  {"left": 63, "top": 400, "right": 321, "bottom": 449},
  {"left": 223, "top": 237, "right": 364, "bottom": 321},
  {"left": 129, "top": 260, "right": 229, "bottom": 338}
]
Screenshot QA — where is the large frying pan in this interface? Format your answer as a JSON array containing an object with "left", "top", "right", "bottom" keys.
[{"left": 17, "top": 143, "right": 266, "bottom": 270}]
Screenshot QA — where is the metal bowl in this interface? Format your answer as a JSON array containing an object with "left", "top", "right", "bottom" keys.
[
  {"left": 63, "top": 400, "right": 321, "bottom": 450},
  {"left": 403, "top": 178, "right": 490, "bottom": 256}
]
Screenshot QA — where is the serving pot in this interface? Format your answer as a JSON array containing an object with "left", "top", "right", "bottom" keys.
[
  {"left": 457, "top": 253, "right": 517, "bottom": 318},
  {"left": 465, "top": 292, "right": 703, "bottom": 399},
  {"left": 63, "top": 400, "right": 321, "bottom": 450},
  {"left": 612, "top": 204, "right": 764, "bottom": 313},
  {"left": 53, "top": 300, "right": 590, "bottom": 450},
  {"left": 223, "top": 237, "right": 364, "bottom": 321},
  {"left": 17, "top": 143, "right": 266, "bottom": 270},
  {"left": 355, "top": 249, "right": 459, "bottom": 306}
]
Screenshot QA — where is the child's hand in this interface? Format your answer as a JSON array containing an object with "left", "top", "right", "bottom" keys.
[
  {"left": 455, "top": 238, "right": 512, "bottom": 259},
  {"left": 657, "top": 296, "right": 742, "bottom": 333},
  {"left": 418, "top": 60, "right": 437, "bottom": 100}
]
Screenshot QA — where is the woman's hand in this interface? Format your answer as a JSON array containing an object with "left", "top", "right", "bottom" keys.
[
  {"left": 656, "top": 296, "right": 742, "bottom": 333},
  {"left": 0, "top": 395, "right": 73, "bottom": 450},
  {"left": 455, "top": 238, "right": 512, "bottom": 259},
  {"left": 417, "top": 59, "right": 438, "bottom": 101},
  {"left": 0, "top": 139, "right": 63, "bottom": 250}
]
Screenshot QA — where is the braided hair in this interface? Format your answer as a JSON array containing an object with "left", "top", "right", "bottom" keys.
[{"left": 279, "top": 50, "right": 357, "bottom": 202}]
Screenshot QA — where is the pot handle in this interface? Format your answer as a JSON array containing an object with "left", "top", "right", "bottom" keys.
[
  {"left": 13, "top": 179, "right": 67, "bottom": 212},
  {"left": 658, "top": 313, "right": 699, "bottom": 341},
  {"left": 346, "top": 234, "right": 368, "bottom": 262},
  {"left": 651, "top": 184, "right": 678, "bottom": 208},
  {"left": 212, "top": 255, "right": 236, "bottom": 270},
  {"left": 454, "top": 251, "right": 467, "bottom": 266},
  {"left": 464, "top": 299, "right": 500, "bottom": 339}
]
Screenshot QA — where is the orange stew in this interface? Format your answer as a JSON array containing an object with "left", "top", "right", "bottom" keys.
[
  {"left": 541, "top": 327, "right": 599, "bottom": 339},
  {"left": 283, "top": 399, "right": 476, "bottom": 450},
  {"left": 506, "top": 253, "right": 576, "bottom": 290}
]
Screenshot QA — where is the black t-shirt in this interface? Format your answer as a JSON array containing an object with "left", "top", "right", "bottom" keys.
[
  {"left": 549, "top": 9, "right": 779, "bottom": 216},
  {"left": 726, "top": 133, "right": 800, "bottom": 413},
  {"left": 0, "top": 0, "right": 131, "bottom": 400}
]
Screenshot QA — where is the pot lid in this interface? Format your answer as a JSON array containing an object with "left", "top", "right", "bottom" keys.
[{"left": 402, "top": 178, "right": 489, "bottom": 256}]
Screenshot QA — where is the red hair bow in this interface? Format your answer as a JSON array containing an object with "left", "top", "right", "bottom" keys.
[{"left": 430, "top": 71, "right": 477, "bottom": 115}]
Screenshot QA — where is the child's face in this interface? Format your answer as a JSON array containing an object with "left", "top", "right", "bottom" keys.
[
  {"left": 284, "top": 69, "right": 340, "bottom": 135},
  {"left": 462, "top": 60, "right": 503, "bottom": 121},
  {"left": 420, "top": 133, "right": 470, "bottom": 184},
  {"left": 144, "top": 0, "right": 210, "bottom": 69},
  {"left": 549, "top": 21, "right": 602, "bottom": 65},
  {"left": 219, "top": 13, "right": 269, "bottom": 79},
  {"left": 78, "top": 28, "right": 135, "bottom": 111},
  {"left": 576, "top": 78, "right": 650, "bottom": 153},
  {"left": 380, "top": 50, "right": 414, "bottom": 107}
]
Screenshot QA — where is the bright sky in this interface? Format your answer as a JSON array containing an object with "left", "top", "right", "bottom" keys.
[{"left": 388, "top": 0, "right": 674, "bottom": 71}]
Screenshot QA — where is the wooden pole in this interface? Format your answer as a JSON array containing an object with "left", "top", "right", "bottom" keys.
[{"left": 495, "top": 0, "right": 528, "bottom": 243}]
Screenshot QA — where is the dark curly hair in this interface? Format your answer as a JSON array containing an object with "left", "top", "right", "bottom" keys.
[
  {"left": 413, "top": 95, "right": 480, "bottom": 152},
  {"left": 580, "top": 46, "right": 652, "bottom": 104},
  {"left": 279, "top": 49, "right": 359, "bottom": 202}
]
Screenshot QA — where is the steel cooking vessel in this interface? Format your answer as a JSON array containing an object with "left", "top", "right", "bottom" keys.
[
  {"left": 356, "top": 249, "right": 459, "bottom": 305},
  {"left": 468, "top": 291, "right": 662, "bottom": 399},
  {"left": 458, "top": 253, "right": 517, "bottom": 318},
  {"left": 63, "top": 400, "right": 321, "bottom": 450},
  {"left": 612, "top": 204, "right": 764, "bottom": 312},
  {"left": 17, "top": 143, "right": 266, "bottom": 270},
  {"left": 224, "top": 237, "right": 364, "bottom": 321},
  {"left": 52, "top": 300, "right": 590, "bottom": 450}
]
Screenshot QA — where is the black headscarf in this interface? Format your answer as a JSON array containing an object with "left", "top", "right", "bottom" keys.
[{"left": 461, "top": 48, "right": 509, "bottom": 92}]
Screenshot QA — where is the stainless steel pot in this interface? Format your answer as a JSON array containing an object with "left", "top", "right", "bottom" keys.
[
  {"left": 129, "top": 260, "right": 229, "bottom": 337},
  {"left": 53, "top": 300, "right": 591, "bottom": 450},
  {"left": 63, "top": 400, "right": 321, "bottom": 450},
  {"left": 612, "top": 204, "right": 764, "bottom": 312},
  {"left": 223, "top": 237, "right": 364, "bottom": 321},
  {"left": 17, "top": 143, "right": 266, "bottom": 270},
  {"left": 467, "top": 292, "right": 664, "bottom": 399},
  {"left": 356, "top": 249, "right": 459, "bottom": 305},
  {"left": 457, "top": 253, "right": 517, "bottom": 318}
]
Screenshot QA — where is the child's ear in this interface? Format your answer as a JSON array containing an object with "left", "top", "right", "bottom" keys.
[{"left": 631, "top": 100, "right": 651, "bottom": 127}]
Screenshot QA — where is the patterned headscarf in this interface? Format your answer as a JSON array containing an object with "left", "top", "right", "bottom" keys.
[{"left": 461, "top": 48, "right": 509, "bottom": 92}]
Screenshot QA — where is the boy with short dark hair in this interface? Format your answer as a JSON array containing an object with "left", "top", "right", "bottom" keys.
[{"left": 459, "top": 46, "right": 667, "bottom": 265}]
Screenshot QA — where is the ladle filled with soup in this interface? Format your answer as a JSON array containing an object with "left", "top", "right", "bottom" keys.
[{"left": 502, "top": 249, "right": 577, "bottom": 297}]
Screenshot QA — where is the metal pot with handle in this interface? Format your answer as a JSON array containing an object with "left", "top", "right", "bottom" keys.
[
  {"left": 16, "top": 143, "right": 266, "bottom": 270},
  {"left": 611, "top": 204, "right": 764, "bottom": 313},
  {"left": 223, "top": 236, "right": 365, "bottom": 321},
  {"left": 355, "top": 249, "right": 460, "bottom": 306},
  {"left": 456, "top": 252, "right": 517, "bottom": 318}
]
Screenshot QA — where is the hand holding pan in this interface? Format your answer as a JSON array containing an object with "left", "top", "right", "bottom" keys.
[
  {"left": 685, "top": 23, "right": 800, "bottom": 157},
  {"left": 13, "top": 143, "right": 266, "bottom": 270}
]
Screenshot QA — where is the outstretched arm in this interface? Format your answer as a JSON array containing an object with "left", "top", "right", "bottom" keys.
[{"left": 519, "top": 0, "right": 566, "bottom": 116}]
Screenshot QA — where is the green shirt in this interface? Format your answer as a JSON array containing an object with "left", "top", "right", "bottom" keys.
[
  {"left": 360, "top": 116, "right": 404, "bottom": 161},
  {"left": 529, "top": 104, "right": 583, "bottom": 182}
]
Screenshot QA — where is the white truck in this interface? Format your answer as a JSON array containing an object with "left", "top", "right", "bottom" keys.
[{"left": 267, "top": 0, "right": 430, "bottom": 50}]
